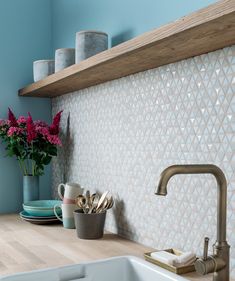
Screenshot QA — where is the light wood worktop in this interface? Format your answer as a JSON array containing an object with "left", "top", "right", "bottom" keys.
[{"left": 0, "top": 214, "right": 231, "bottom": 280}]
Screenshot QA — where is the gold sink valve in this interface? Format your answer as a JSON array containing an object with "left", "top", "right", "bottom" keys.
[{"left": 195, "top": 237, "right": 226, "bottom": 276}]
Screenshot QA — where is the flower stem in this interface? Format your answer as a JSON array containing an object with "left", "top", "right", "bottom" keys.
[
  {"left": 18, "top": 160, "right": 24, "bottom": 175},
  {"left": 31, "top": 142, "right": 35, "bottom": 176},
  {"left": 18, "top": 159, "right": 27, "bottom": 175},
  {"left": 22, "top": 161, "right": 28, "bottom": 175}
]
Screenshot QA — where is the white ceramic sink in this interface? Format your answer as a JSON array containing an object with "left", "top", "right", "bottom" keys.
[{"left": 0, "top": 256, "right": 190, "bottom": 281}]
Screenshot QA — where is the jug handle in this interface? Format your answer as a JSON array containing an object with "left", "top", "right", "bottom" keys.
[{"left": 58, "top": 183, "right": 65, "bottom": 200}]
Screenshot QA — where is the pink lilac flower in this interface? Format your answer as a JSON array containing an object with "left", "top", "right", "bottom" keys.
[
  {"left": 35, "top": 125, "right": 62, "bottom": 146},
  {"left": 8, "top": 108, "right": 18, "bottom": 127},
  {"left": 5, "top": 120, "right": 11, "bottom": 126},
  {"left": 49, "top": 110, "right": 63, "bottom": 135},
  {"left": 26, "top": 113, "right": 37, "bottom": 143},
  {"left": 0, "top": 120, "right": 9, "bottom": 132},
  {"left": 0, "top": 119, "right": 6, "bottom": 126},
  {"left": 35, "top": 125, "right": 49, "bottom": 137},
  {"left": 47, "top": 134, "right": 62, "bottom": 146},
  {"left": 7, "top": 127, "right": 24, "bottom": 137},
  {"left": 34, "top": 120, "right": 48, "bottom": 127},
  {"left": 17, "top": 116, "right": 27, "bottom": 125}
]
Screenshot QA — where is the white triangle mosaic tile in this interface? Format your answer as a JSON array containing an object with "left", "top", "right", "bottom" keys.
[{"left": 52, "top": 45, "right": 235, "bottom": 277}]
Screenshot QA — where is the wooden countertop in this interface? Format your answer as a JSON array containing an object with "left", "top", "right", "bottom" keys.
[{"left": 0, "top": 214, "right": 230, "bottom": 280}]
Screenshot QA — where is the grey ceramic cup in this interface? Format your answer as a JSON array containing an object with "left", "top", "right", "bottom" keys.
[
  {"left": 55, "top": 48, "right": 75, "bottom": 72},
  {"left": 33, "top": 60, "right": 55, "bottom": 82},
  {"left": 54, "top": 204, "right": 76, "bottom": 229},
  {"left": 75, "top": 30, "right": 108, "bottom": 63},
  {"left": 74, "top": 209, "right": 106, "bottom": 239}
]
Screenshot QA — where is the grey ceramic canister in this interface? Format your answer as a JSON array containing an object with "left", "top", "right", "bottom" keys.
[
  {"left": 75, "top": 30, "right": 108, "bottom": 63},
  {"left": 33, "top": 60, "right": 55, "bottom": 82},
  {"left": 74, "top": 209, "right": 106, "bottom": 239},
  {"left": 55, "top": 48, "right": 75, "bottom": 72}
]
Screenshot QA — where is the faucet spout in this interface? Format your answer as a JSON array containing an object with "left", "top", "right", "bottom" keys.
[{"left": 155, "top": 164, "right": 230, "bottom": 281}]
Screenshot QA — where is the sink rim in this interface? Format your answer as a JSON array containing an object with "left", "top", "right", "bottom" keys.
[{"left": 0, "top": 255, "right": 190, "bottom": 280}]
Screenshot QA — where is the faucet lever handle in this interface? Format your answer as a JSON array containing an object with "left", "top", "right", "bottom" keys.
[{"left": 203, "top": 237, "right": 209, "bottom": 261}]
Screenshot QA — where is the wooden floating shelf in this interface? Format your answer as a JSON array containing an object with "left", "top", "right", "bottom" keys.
[{"left": 19, "top": 0, "right": 235, "bottom": 98}]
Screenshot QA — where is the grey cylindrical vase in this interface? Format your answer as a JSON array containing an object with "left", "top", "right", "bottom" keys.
[
  {"left": 23, "top": 176, "right": 39, "bottom": 203},
  {"left": 55, "top": 48, "right": 75, "bottom": 72},
  {"left": 75, "top": 30, "right": 108, "bottom": 63},
  {"left": 33, "top": 60, "right": 55, "bottom": 82},
  {"left": 74, "top": 210, "right": 106, "bottom": 239}
]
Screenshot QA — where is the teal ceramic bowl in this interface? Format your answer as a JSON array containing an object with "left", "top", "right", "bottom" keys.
[{"left": 23, "top": 200, "right": 62, "bottom": 217}]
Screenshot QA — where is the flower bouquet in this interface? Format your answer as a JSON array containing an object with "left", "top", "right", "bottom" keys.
[{"left": 0, "top": 108, "right": 63, "bottom": 202}]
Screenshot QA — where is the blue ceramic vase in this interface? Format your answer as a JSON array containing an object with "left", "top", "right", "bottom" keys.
[{"left": 23, "top": 176, "right": 39, "bottom": 203}]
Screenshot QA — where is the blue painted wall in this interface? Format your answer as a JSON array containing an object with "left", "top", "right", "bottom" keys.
[
  {"left": 52, "top": 0, "right": 217, "bottom": 50},
  {"left": 0, "top": 0, "right": 52, "bottom": 213},
  {"left": 0, "top": 0, "right": 218, "bottom": 213}
]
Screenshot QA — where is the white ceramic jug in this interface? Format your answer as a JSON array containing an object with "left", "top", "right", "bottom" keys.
[{"left": 58, "top": 182, "right": 83, "bottom": 204}]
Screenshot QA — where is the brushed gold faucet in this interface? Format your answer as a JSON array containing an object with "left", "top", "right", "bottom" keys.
[{"left": 155, "top": 164, "right": 230, "bottom": 281}]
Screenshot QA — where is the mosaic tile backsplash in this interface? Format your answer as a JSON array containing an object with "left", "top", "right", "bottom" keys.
[{"left": 52, "top": 45, "right": 235, "bottom": 277}]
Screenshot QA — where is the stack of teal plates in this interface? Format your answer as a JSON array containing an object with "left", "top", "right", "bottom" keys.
[{"left": 20, "top": 200, "right": 62, "bottom": 225}]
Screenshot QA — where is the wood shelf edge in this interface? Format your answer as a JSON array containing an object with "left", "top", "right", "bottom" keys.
[{"left": 19, "top": 0, "right": 235, "bottom": 98}]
